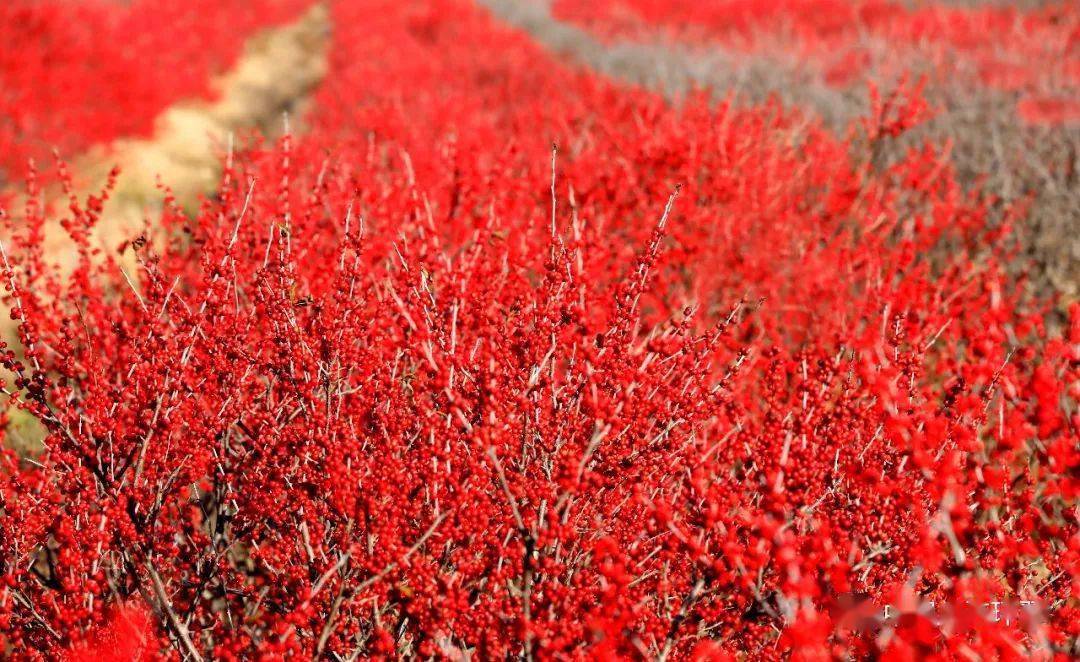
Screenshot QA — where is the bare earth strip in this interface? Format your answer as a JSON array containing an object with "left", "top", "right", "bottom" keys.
[
  {"left": 478, "top": 0, "right": 1079, "bottom": 305},
  {"left": 15, "top": 2, "right": 330, "bottom": 272}
]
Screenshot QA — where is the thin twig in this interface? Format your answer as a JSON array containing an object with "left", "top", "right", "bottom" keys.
[{"left": 147, "top": 558, "right": 203, "bottom": 661}]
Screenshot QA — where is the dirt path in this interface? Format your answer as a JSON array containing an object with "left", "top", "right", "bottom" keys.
[{"left": 12, "top": 2, "right": 329, "bottom": 272}]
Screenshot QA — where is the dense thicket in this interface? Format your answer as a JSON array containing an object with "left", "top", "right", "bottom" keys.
[{"left": 1, "top": 0, "right": 1076, "bottom": 659}]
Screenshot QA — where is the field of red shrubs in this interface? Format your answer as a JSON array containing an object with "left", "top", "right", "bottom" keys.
[
  {"left": 554, "top": 0, "right": 1080, "bottom": 122},
  {"left": 0, "top": 0, "right": 1077, "bottom": 660}
]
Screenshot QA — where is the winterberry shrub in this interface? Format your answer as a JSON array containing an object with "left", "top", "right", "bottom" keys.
[{"left": 0, "top": 0, "right": 1076, "bottom": 659}]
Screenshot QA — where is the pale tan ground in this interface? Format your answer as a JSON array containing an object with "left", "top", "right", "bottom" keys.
[{"left": 28, "top": 2, "right": 329, "bottom": 270}]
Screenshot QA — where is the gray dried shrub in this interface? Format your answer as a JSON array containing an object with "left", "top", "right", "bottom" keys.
[{"left": 480, "top": 0, "right": 1078, "bottom": 306}]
